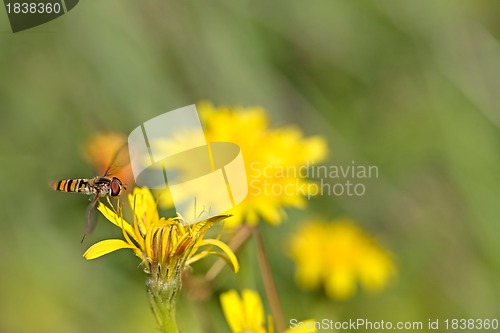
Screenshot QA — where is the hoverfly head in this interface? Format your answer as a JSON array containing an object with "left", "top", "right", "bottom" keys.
[{"left": 110, "top": 177, "right": 123, "bottom": 197}]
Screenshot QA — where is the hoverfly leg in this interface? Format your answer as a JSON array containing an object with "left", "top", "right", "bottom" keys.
[{"left": 106, "top": 195, "right": 118, "bottom": 214}]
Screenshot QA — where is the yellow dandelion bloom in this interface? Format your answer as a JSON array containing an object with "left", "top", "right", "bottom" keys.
[
  {"left": 287, "top": 218, "right": 396, "bottom": 300},
  {"left": 83, "top": 187, "right": 239, "bottom": 276},
  {"left": 220, "top": 289, "right": 316, "bottom": 333},
  {"left": 83, "top": 187, "right": 239, "bottom": 333},
  {"left": 159, "top": 102, "right": 328, "bottom": 227}
]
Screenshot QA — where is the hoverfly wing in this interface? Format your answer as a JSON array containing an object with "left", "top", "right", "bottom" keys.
[
  {"left": 82, "top": 195, "right": 99, "bottom": 241},
  {"left": 103, "top": 142, "right": 130, "bottom": 177}
]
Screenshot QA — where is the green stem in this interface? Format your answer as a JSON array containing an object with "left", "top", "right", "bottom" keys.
[
  {"left": 253, "top": 226, "right": 285, "bottom": 333},
  {"left": 146, "top": 273, "right": 181, "bottom": 333}
]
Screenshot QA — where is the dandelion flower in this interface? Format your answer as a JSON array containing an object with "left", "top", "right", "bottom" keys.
[
  {"left": 287, "top": 218, "right": 396, "bottom": 300},
  {"left": 83, "top": 187, "right": 239, "bottom": 333}
]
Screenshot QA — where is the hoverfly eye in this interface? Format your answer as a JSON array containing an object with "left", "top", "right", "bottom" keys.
[{"left": 110, "top": 178, "right": 122, "bottom": 196}]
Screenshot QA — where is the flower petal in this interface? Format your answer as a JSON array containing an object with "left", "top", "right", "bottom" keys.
[
  {"left": 325, "top": 268, "right": 356, "bottom": 300},
  {"left": 220, "top": 290, "right": 245, "bottom": 333},
  {"left": 83, "top": 239, "right": 137, "bottom": 260},
  {"left": 128, "top": 187, "right": 159, "bottom": 229},
  {"left": 97, "top": 203, "right": 138, "bottom": 242},
  {"left": 190, "top": 214, "right": 231, "bottom": 234},
  {"left": 194, "top": 238, "right": 239, "bottom": 272},
  {"left": 242, "top": 289, "right": 265, "bottom": 329}
]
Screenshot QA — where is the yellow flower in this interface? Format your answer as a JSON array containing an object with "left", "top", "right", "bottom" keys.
[
  {"left": 220, "top": 289, "right": 316, "bottom": 333},
  {"left": 83, "top": 187, "right": 239, "bottom": 277},
  {"left": 159, "top": 102, "right": 328, "bottom": 227},
  {"left": 83, "top": 187, "right": 239, "bottom": 332},
  {"left": 287, "top": 219, "right": 396, "bottom": 300}
]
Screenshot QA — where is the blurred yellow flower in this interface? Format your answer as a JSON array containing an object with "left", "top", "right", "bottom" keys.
[
  {"left": 220, "top": 289, "right": 316, "bottom": 333},
  {"left": 159, "top": 102, "right": 327, "bottom": 227},
  {"left": 287, "top": 219, "right": 396, "bottom": 300}
]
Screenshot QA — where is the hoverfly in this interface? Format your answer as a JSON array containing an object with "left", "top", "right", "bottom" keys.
[{"left": 50, "top": 142, "right": 129, "bottom": 240}]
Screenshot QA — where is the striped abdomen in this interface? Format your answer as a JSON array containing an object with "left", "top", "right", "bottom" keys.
[{"left": 51, "top": 179, "right": 93, "bottom": 195}]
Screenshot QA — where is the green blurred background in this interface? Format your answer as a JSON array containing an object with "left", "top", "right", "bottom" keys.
[{"left": 1, "top": 1, "right": 500, "bottom": 332}]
